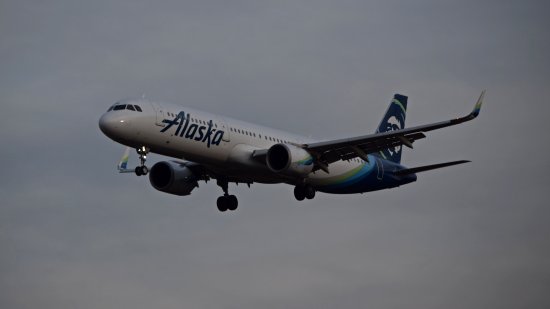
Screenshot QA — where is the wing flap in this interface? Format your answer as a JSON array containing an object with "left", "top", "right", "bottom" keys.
[
  {"left": 317, "top": 132, "right": 426, "bottom": 164},
  {"left": 305, "top": 91, "right": 484, "bottom": 164}
]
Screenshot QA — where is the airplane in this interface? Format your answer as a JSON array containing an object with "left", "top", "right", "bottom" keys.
[{"left": 99, "top": 91, "right": 484, "bottom": 212}]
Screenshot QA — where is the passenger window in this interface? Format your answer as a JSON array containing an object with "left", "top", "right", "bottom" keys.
[
  {"left": 126, "top": 105, "right": 135, "bottom": 111},
  {"left": 134, "top": 105, "right": 142, "bottom": 112},
  {"left": 113, "top": 105, "right": 126, "bottom": 110}
]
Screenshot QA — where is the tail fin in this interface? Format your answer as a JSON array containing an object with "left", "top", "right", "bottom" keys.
[{"left": 375, "top": 94, "right": 408, "bottom": 163}]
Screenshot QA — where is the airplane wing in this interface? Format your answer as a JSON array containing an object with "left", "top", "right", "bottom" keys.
[{"left": 303, "top": 91, "right": 485, "bottom": 167}]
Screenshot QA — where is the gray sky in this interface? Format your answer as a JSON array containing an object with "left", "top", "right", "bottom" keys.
[{"left": 1, "top": 0, "right": 550, "bottom": 308}]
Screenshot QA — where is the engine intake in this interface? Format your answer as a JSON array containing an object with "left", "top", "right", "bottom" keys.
[
  {"left": 149, "top": 161, "right": 198, "bottom": 196},
  {"left": 266, "top": 144, "right": 314, "bottom": 177}
]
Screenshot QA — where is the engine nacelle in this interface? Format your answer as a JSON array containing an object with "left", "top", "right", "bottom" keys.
[
  {"left": 149, "top": 161, "right": 199, "bottom": 196},
  {"left": 266, "top": 144, "right": 314, "bottom": 177}
]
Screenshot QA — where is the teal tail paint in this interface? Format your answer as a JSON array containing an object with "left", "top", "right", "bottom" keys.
[{"left": 374, "top": 94, "right": 408, "bottom": 164}]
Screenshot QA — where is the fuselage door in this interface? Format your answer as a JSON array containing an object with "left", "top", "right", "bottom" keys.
[{"left": 149, "top": 101, "right": 166, "bottom": 127}]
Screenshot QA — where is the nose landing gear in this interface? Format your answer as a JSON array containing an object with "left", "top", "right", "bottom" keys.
[{"left": 134, "top": 146, "right": 150, "bottom": 176}]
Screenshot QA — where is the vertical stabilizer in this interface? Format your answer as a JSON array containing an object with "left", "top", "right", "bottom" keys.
[{"left": 375, "top": 94, "right": 408, "bottom": 163}]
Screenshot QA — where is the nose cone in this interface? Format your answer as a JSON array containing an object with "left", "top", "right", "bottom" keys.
[{"left": 99, "top": 112, "right": 131, "bottom": 139}]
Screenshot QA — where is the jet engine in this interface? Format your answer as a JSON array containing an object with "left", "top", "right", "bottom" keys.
[
  {"left": 149, "top": 161, "right": 199, "bottom": 196},
  {"left": 266, "top": 144, "right": 314, "bottom": 177}
]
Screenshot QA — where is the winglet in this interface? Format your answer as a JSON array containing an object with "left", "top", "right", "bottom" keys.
[
  {"left": 470, "top": 90, "right": 485, "bottom": 118},
  {"left": 117, "top": 147, "right": 134, "bottom": 173}
]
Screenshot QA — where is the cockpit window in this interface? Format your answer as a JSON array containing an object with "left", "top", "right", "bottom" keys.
[{"left": 108, "top": 102, "right": 143, "bottom": 112}]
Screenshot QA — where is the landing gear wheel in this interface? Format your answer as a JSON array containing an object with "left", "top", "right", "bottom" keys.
[
  {"left": 217, "top": 196, "right": 228, "bottom": 212},
  {"left": 134, "top": 165, "right": 148, "bottom": 176},
  {"left": 294, "top": 186, "right": 306, "bottom": 201},
  {"left": 135, "top": 146, "right": 150, "bottom": 176},
  {"left": 227, "top": 195, "right": 238, "bottom": 211},
  {"left": 304, "top": 185, "right": 316, "bottom": 200},
  {"left": 216, "top": 179, "right": 239, "bottom": 212},
  {"left": 294, "top": 185, "right": 315, "bottom": 201}
]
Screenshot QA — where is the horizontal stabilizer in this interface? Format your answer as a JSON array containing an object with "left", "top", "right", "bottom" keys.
[{"left": 393, "top": 160, "right": 470, "bottom": 176}]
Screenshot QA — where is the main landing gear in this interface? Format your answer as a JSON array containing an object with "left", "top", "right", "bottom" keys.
[
  {"left": 216, "top": 179, "right": 238, "bottom": 212},
  {"left": 135, "top": 146, "right": 149, "bottom": 176},
  {"left": 294, "top": 184, "right": 316, "bottom": 201}
]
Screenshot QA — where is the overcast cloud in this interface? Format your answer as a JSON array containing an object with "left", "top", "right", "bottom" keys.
[{"left": 1, "top": 1, "right": 550, "bottom": 308}]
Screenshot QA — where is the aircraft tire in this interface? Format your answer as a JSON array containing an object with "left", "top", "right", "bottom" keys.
[
  {"left": 294, "top": 186, "right": 306, "bottom": 201},
  {"left": 305, "top": 185, "right": 316, "bottom": 200},
  {"left": 135, "top": 166, "right": 143, "bottom": 176},
  {"left": 227, "top": 195, "right": 238, "bottom": 211},
  {"left": 217, "top": 196, "right": 228, "bottom": 212}
]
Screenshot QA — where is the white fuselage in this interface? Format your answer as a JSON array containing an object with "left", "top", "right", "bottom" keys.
[{"left": 99, "top": 99, "right": 371, "bottom": 188}]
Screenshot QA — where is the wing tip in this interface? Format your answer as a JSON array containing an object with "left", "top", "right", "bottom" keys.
[{"left": 470, "top": 90, "right": 485, "bottom": 118}]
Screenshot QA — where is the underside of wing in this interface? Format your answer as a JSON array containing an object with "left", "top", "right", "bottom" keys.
[
  {"left": 304, "top": 91, "right": 484, "bottom": 168},
  {"left": 318, "top": 132, "right": 426, "bottom": 164}
]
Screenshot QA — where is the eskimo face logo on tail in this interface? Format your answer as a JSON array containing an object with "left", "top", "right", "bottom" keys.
[
  {"left": 160, "top": 111, "right": 225, "bottom": 148},
  {"left": 386, "top": 115, "right": 403, "bottom": 155}
]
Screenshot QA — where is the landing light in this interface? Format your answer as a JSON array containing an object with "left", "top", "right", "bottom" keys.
[{"left": 120, "top": 120, "right": 125, "bottom": 123}]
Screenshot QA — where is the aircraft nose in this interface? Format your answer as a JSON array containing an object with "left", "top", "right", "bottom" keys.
[{"left": 99, "top": 113, "right": 130, "bottom": 137}]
